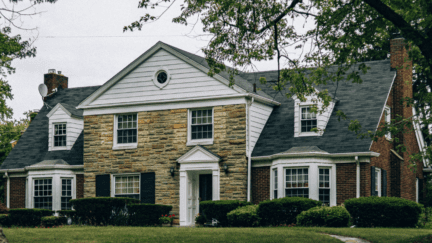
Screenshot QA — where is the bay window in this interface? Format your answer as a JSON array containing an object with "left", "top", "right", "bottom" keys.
[
  {"left": 285, "top": 168, "right": 309, "bottom": 198},
  {"left": 34, "top": 178, "right": 53, "bottom": 210},
  {"left": 319, "top": 168, "right": 330, "bottom": 206}
]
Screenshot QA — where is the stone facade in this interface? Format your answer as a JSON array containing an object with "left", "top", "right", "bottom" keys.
[{"left": 83, "top": 104, "right": 247, "bottom": 217}]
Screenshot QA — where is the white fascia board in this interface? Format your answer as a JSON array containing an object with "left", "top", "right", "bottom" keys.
[
  {"left": 0, "top": 165, "right": 83, "bottom": 173},
  {"left": 46, "top": 103, "right": 71, "bottom": 118},
  {"left": 369, "top": 73, "right": 397, "bottom": 151},
  {"left": 412, "top": 107, "right": 429, "bottom": 167},
  {"left": 78, "top": 42, "right": 275, "bottom": 109},
  {"left": 252, "top": 151, "right": 380, "bottom": 161},
  {"left": 177, "top": 146, "right": 221, "bottom": 163}
]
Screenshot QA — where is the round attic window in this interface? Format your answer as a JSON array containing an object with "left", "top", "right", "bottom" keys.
[
  {"left": 157, "top": 71, "right": 168, "bottom": 84},
  {"left": 152, "top": 67, "right": 171, "bottom": 89}
]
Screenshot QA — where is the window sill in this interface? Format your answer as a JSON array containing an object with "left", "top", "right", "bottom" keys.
[
  {"left": 112, "top": 144, "right": 138, "bottom": 150},
  {"left": 50, "top": 146, "right": 69, "bottom": 151},
  {"left": 186, "top": 139, "right": 213, "bottom": 146},
  {"left": 297, "top": 132, "right": 321, "bottom": 137}
]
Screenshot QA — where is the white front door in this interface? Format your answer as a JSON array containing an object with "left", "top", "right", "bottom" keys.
[{"left": 187, "top": 172, "right": 198, "bottom": 225}]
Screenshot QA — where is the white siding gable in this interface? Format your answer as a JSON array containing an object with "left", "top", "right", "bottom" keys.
[
  {"left": 89, "top": 49, "right": 238, "bottom": 106},
  {"left": 250, "top": 101, "right": 273, "bottom": 152},
  {"left": 47, "top": 104, "right": 84, "bottom": 151}
]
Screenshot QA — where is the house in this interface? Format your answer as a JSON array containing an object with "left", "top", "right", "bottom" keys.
[{"left": 1, "top": 37, "right": 429, "bottom": 226}]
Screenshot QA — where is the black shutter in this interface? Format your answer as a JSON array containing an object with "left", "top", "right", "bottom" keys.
[
  {"left": 140, "top": 172, "right": 155, "bottom": 204},
  {"left": 96, "top": 174, "right": 110, "bottom": 197},
  {"left": 371, "top": 166, "right": 376, "bottom": 196},
  {"left": 382, "top": 169, "right": 387, "bottom": 197},
  {"left": 419, "top": 178, "right": 424, "bottom": 204}
]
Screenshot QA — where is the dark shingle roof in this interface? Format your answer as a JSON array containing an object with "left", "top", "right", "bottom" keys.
[
  {"left": 163, "top": 42, "right": 274, "bottom": 100},
  {"left": 239, "top": 59, "right": 396, "bottom": 157},
  {"left": 60, "top": 103, "right": 83, "bottom": 118},
  {"left": 1, "top": 86, "right": 100, "bottom": 169}
]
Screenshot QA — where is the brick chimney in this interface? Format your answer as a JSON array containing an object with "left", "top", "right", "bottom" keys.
[{"left": 44, "top": 69, "right": 68, "bottom": 97}]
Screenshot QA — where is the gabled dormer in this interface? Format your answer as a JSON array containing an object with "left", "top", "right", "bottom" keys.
[
  {"left": 292, "top": 92, "right": 336, "bottom": 137},
  {"left": 46, "top": 103, "right": 84, "bottom": 151}
]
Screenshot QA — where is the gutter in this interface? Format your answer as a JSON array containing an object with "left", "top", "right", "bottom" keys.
[
  {"left": 0, "top": 165, "right": 84, "bottom": 173},
  {"left": 252, "top": 151, "right": 380, "bottom": 161},
  {"left": 355, "top": 156, "right": 360, "bottom": 198},
  {"left": 5, "top": 172, "right": 9, "bottom": 208},
  {"left": 246, "top": 97, "right": 254, "bottom": 202}
]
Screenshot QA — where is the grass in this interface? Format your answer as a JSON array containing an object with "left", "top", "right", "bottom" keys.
[{"left": 2, "top": 226, "right": 432, "bottom": 243}]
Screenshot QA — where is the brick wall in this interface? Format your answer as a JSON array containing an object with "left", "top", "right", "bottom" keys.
[
  {"left": 76, "top": 174, "right": 84, "bottom": 199},
  {"left": 10, "top": 177, "right": 25, "bottom": 208},
  {"left": 84, "top": 104, "right": 247, "bottom": 217},
  {"left": 336, "top": 164, "right": 356, "bottom": 205},
  {"left": 251, "top": 166, "right": 270, "bottom": 204},
  {"left": 44, "top": 73, "right": 68, "bottom": 97}
]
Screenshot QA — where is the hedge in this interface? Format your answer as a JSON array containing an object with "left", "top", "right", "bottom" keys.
[
  {"left": 345, "top": 196, "right": 422, "bottom": 227},
  {"left": 58, "top": 210, "right": 78, "bottom": 225},
  {"left": 296, "top": 206, "right": 350, "bottom": 227},
  {"left": 227, "top": 205, "right": 260, "bottom": 227},
  {"left": 200, "top": 200, "right": 252, "bottom": 226},
  {"left": 128, "top": 204, "right": 172, "bottom": 226},
  {"left": 70, "top": 197, "right": 139, "bottom": 226},
  {"left": 8, "top": 208, "right": 53, "bottom": 227},
  {"left": 0, "top": 214, "right": 8, "bottom": 227},
  {"left": 41, "top": 216, "right": 66, "bottom": 227},
  {"left": 257, "top": 197, "right": 321, "bottom": 226}
]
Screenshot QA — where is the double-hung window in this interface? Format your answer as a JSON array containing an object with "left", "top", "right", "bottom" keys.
[
  {"left": 115, "top": 114, "right": 138, "bottom": 149},
  {"left": 114, "top": 175, "right": 140, "bottom": 200},
  {"left": 54, "top": 123, "right": 67, "bottom": 147},
  {"left": 319, "top": 168, "right": 330, "bottom": 206},
  {"left": 61, "top": 179, "right": 72, "bottom": 210},
  {"left": 273, "top": 169, "right": 278, "bottom": 199},
  {"left": 285, "top": 168, "right": 309, "bottom": 198},
  {"left": 188, "top": 108, "right": 213, "bottom": 145},
  {"left": 34, "top": 179, "right": 53, "bottom": 210},
  {"left": 301, "top": 107, "right": 317, "bottom": 133}
]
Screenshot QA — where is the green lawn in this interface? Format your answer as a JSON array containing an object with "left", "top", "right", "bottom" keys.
[{"left": 2, "top": 226, "right": 432, "bottom": 243}]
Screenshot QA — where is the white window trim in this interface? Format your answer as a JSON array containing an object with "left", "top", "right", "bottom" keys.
[
  {"left": 27, "top": 172, "right": 77, "bottom": 213},
  {"left": 152, "top": 67, "right": 171, "bottom": 89},
  {"left": 271, "top": 168, "right": 278, "bottom": 200},
  {"left": 52, "top": 123, "right": 67, "bottom": 151},
  {"left": 60, "top": 177, "right": 74, "bottom": 210},
  {"left": 318, "top": 167, "right": 331, "bottom": 206},
  {"left": 112, "top": 113, "right": 138, "bottom": 150},
  {"left": 416, "top": 178, "right": 419, "bottom": 203},
  {"left": 299, "top": 106, "right": 319, "bottom": 136},
  {"left": 375, "top": 168, "right": 382, "bottom": 197},
  {"left": 186, "top": 108, "right": 214, "bottom": 146},
  {"left": 110, "top": 173, "right": 141, "bottom": 198},
  {"left": 284, "top": 167, "right": 310, "bottom": 198},
  {"left": 385, "top": 106, "right": 391, "bottom": 140}
]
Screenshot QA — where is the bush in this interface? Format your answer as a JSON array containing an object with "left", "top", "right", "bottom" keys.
[
  {"left": 227, "top": 205, "right": 260, "bottom": 227},
  {"left": 8, "top": 208, "right": 53, "bottom": 227},
  {"left": 0, "top": 214, "right": 9, "bottom": 227},
  {"left": 195, "top": 214, "right": 206, "bottom": 225},
  {"left": 257, "top": 197, "right": 321, "bottom": 226},
  {"left": 200, "top": 200, "right": 252, "bottom": 226},
  {"left": 296, "top": 206, "right": 350, "bottom": 227},
  {"left": 128, "top": 204, "right": 172, "bottom": 226},
  {"left": 70, "top": 197, "right": 139, "bottom": 226},
  {"left": 345, "top": 196, "right": 422, "bottom": 227},
  {"left": 41, "top": 216, "right": 66, "bottom": 227},
  {"left": 0, "top": 204, "right": 8, "bottom": 214},
  {"left": 58, "top": 210, "right": 78, "bottom": 225}
]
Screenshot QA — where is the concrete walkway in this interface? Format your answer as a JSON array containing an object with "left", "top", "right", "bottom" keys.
[{"left": 324, "top": 234, "right": 370, "bottom": 243}]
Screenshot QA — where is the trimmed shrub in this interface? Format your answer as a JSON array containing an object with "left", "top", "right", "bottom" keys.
[
  {"left": 195, "top": 214, "right": 206, "bottom": 225},
  {"left": 58, "top": 210, "right": 78, "bottom": 225},
  {"left": 41, "top": 216, "right": 66, "bottom": 227},
  {"left": 0, "top": 204, "right": 8, "bottom": 214},
  {"left": 8, "top": 208, "right": 53, "bottom": 227},
  {"left": 258, "top": 197, "right": 321, "bottom": 226},
  {"left": 296, "top": 206, "right": 350, "bottom": 227},
  {"left": 227, "top": 205, "right": 260, "bottom": 227},
  {"left": 200, "top": 200, "right": 252, "bottom": 226},
  {"left": 128, "top": 204, "right": 172, "bottom": 226},
  {"left": 345, "top": 196, "right": 422, "bottom": 227},
  {"left": 0, "top": 214, "right": 9, "bottom": 227},
  {"left": 70, "top": 197, "right": 139, "bottom": 226}
]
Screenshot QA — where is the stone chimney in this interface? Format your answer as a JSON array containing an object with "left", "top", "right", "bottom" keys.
[{"left": 44, "top": 69, "right": 68, "bottom": 97}]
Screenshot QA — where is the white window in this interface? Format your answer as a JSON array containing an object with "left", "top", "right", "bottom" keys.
[
  {"left": 114, "top": 175, "right": 140, "bottom": 200},
  {"left": 187, "top": 108, "right": 213, "bottom": 146},
  {"left": 273, "top": 169, "right": 278, "bottom": 199},
  {"left": 319, "top": 168, "right": 330, "bottom": 206},
  {"left": 385, "top": 106, "right": 391, "bottom": 139},
  {"left": 375, "top": 168, "right": 381, "bottom": 197},
  {"left": 34, "top": 178, "right": 53, "bottom": 210},
  {"left": 301, "top": 107, "right": 317, "bottom": 133},
  {"left": 285, "top": 168, "right": 309, "bottom": 198},
  {"left": 61, "top": 179, "right": 72, "bottom": 210},
  {"left": 114, "top": 114, "right": 138, "bottom": 149},
  {"left": 54, "top": 123, "right": 67, "bottom": 147}
]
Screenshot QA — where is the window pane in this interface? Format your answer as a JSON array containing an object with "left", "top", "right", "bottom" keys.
[
  {"left": 115, "top": 175, "right": 139, "bottom": 196},
  {"left": 190, "top": 109, "right": 213, "bottom": 140},
  {"left": 34, "top": 179, "right": 53, "bottom": 210}
]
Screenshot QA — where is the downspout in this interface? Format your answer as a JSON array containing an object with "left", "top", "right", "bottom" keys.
[
  {"left": 5, "top": 172, "right": 10, "bottom": 208},
  {"left": 247, "top": 97, "right": 254, "bottom": 202},
  {"left": 355, "top": 156, "right": 360, "bottom": 198}
]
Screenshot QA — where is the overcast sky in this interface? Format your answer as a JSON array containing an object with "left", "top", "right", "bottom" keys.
[{"left": 5, "top": 0, "right": 288, "bottom": 121}]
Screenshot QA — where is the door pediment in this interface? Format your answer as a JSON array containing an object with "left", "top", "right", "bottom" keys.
[{"left": 177, "top": 146, "right": 221, "bottom": 164}]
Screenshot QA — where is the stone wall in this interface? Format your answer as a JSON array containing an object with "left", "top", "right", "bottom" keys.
[{"left": 83, "top": 104, "right": 247, "bottom": 217}]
